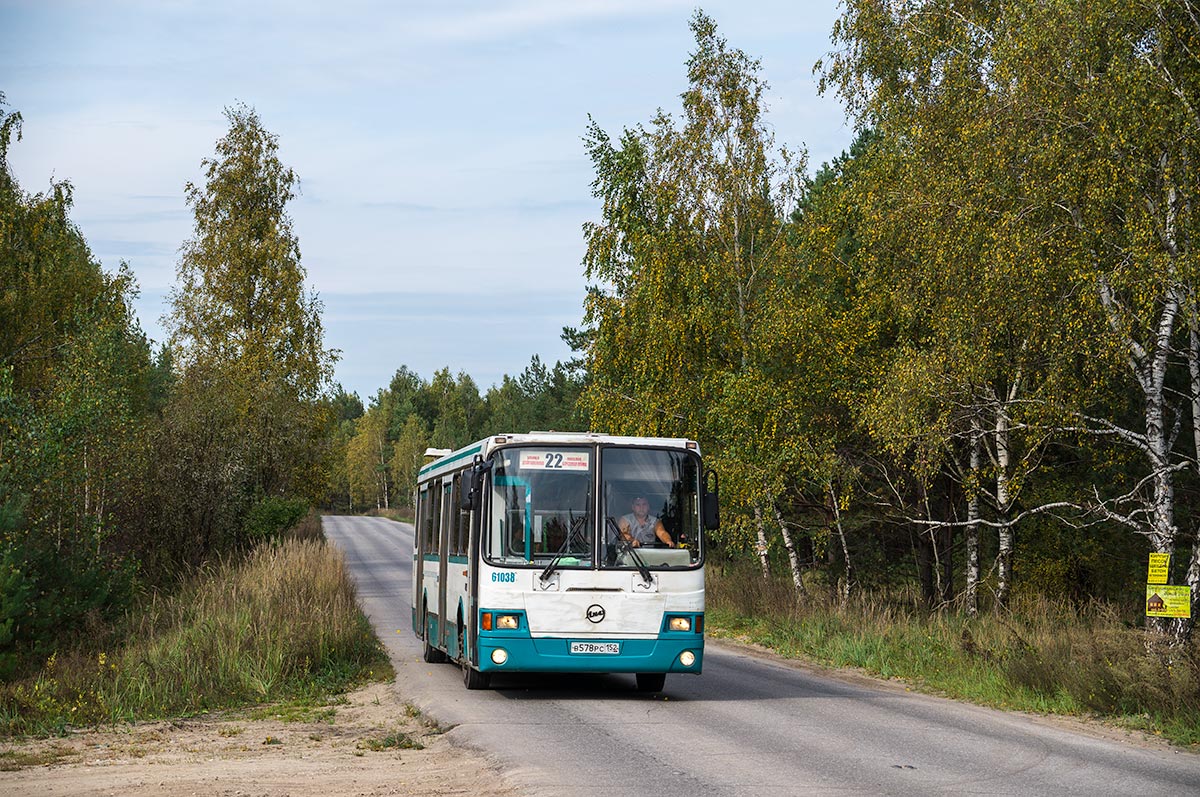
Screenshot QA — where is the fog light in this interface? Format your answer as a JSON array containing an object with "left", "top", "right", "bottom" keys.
[
  {"left": 496, "top": 614, "right": 519, "bottom": 629},
  {"left": 668, "top": 616, "right": 691, "bottom": 632},
  {"left": 679, "top": 650, "right": 696, "bottom": 667},
  {"left": 491, "top": 648, "right": 509, "bottom": 665}
]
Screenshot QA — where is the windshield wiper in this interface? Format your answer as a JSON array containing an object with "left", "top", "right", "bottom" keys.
[
  {"left": 540, "top": 510, "right": 586, "bottom": 583},
  {"left": 606, "top": 516, "right": 653, "bottom": 585}
]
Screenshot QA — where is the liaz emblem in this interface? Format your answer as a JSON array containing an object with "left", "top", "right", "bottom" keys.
[{"left": 586, "top": 604, "right": 606, "bottom": 623}]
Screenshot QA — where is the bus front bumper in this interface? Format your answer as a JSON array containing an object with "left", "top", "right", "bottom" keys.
[{"left": 476, "top": 633, "right": 704, "bottom": 674}]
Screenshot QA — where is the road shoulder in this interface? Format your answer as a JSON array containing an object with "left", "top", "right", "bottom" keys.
[{"left": 0, "top": 680, "right": 519, "bottom": 796}]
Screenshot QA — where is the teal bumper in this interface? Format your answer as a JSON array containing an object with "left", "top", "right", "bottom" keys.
[{"left": 476, "top": 632, "right": 704, "bottom": 674}]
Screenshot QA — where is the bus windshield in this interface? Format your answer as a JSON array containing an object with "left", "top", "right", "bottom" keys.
[
  {"left": 486, "top": 446, "right": 593, "bottom": 567},
  {"left": 483, "top": 444, "right": 702, "bottom": 570},
  {"left": 600, "top": 447, "right": 702, "bottom": 569}
]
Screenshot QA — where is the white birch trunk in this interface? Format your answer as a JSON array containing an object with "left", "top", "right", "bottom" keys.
[
  {"left": 1097, "top": 277, "right": 1180, "bottom": 552},
  {"left": 752, "top": 501, "right": 770, "bottom": 579},
  {"left": 772, "top": 501, "right": 806, "bottom": 596},
  {"left": 829, "top": 483, "right": 853, "bottom": 601},
  {"left": 995, "top": 405, "right": 1013, "bottom": 608},
  {"left": 966, "top": 419, "right": 982, "bottom": 617}
]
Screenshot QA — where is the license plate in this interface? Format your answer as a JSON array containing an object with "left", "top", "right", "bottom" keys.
[{"left": 570, "top": 641, "right": 620, "bottom": 655}]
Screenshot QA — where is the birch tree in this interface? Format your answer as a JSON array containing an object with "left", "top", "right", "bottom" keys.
[
  {"left": 581, "top": 11, "right": 804, "bottom": 442},
  {"left": 347, "top": 402, "right": 390, "bottom": 510},
  {"left": 824, "top": 0, "right": 1200, "bottom": 633},
  {"left": 582, "top": 13, "right": 819, "bottom": 582},
  {"left": 167, "top": 104, "right": 336, "bottom": 504}
]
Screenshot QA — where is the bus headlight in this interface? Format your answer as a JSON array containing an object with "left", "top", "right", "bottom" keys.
[
  {"left": 496, "top": 614, "right": 519, "bottom": 630},
  {"left": 491, "top": 648, "right": 509, "bottom": 665},
  {"left": 679, "top": 650, "right": 696, "bottom": 667},
  {"left": 668, "top": 616, "right": 691, "bottom": 632}
]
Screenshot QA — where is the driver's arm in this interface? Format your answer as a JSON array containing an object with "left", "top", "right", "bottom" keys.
[
  {"left": 618, "top": 517, "right": 635, "bottom": 545},
  {"left": 655, "top": 521, "right": 673, "bottom": 547}
]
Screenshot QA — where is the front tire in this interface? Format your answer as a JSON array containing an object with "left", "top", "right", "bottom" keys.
[
  {"left": 636, "top": 673, "right": 666, "bottom": 692},
  {"left": 460, "top": 625, "right": 491, "bottom": 690}
]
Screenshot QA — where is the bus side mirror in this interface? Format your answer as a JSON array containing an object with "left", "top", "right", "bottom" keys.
[
  {"left": 460, "top": 470, "right": 477, "bottom": 509},
  {"left": 702, "top": 469, "right": 720, "bottom": 530},
  {"left": 461, "top": 457, "right": 492, "bottom": 510}
]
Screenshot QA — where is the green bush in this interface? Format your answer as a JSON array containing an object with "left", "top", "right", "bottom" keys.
[
  {"left": 0, "top": 490, "right": 132, "bottom": 680},
  {"left": 242, "top": 496, "right": 309, "bottom": 545}
]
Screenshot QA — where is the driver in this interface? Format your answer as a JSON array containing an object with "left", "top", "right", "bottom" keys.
[{"left": 618, "top": 496, "right": 673, "bottom": 547}]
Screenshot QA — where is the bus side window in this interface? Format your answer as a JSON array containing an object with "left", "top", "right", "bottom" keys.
[
  {"left": 456, "top": 473, "right": 471, "bottom": 556},
  {"left": 429, "top": 480, "right": 442, "bottom": 554},
  {"left": 417, "top": 487, "right": 430, "bottom": 553},
  {"left": 448, "top": 475, "right": 460, "bottom": 555}
]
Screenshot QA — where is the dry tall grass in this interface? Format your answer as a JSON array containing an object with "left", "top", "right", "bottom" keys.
[
  {"left": 707, "top": 561, "right": 1200, "bottom": 744},
  {"left": 0, "top": 537, "right": 388, "bottom": 735}
]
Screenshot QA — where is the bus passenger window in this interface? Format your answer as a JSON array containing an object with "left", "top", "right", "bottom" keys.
[
  {"left": 456, "top": 473, "right": 471, "bottom": 556},
  {"left": 430, "top": 481, "right": 442, "bottom": 554}
]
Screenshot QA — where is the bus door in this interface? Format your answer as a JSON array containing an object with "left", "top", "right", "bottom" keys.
[
  {"left": 413, "top": 485, "right": 428, "bottom": 636},
  {"left": 464, "top": 468, "right": 487, "bottom": 667},
  {"left": 437, "top": 479, "right": 453, "bottom": 650}
]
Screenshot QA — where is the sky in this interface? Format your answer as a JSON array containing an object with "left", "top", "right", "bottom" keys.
[{"left": 0, "top": 0, "right": 853, "bottom": 403}]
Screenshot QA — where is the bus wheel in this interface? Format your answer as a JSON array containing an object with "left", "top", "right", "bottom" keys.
[
  {"left": 460, "top": 627, "right": 491, "bottom": 690},
  {"left": 636, "top": 673, "right": 666, "bottom": 692},
  {"left": 422, "top": 610, "right": 446, "bottom": 663}
]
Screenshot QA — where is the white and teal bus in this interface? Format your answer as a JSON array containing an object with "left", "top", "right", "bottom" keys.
[{"left": 412, "top": 432, "right": 719, "bottom": 691}]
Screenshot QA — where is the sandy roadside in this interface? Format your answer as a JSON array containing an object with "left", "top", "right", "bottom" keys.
[{"left": 0, "top": 681, "right": 518, "bottom": 797}]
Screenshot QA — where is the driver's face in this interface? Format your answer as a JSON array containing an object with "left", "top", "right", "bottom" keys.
[{"left": 632, "top": 498, "right": 649, "bottom": 516}]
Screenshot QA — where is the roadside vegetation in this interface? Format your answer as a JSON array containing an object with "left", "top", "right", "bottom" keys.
[
  {"left": 709, "top": 563, "right": 1200, "bottom": 746},
  {"left": 9, "top": 1, "right": 1200, "bottom": 752},
  {"left": 0, "top": 102, "right": 393, "bottom": 736},
  {"left": 325, "top": 7, "right": 1200, "bottom": 746},
  {"left": 0, "top": 519, "right": 390, "bottom": 737}
]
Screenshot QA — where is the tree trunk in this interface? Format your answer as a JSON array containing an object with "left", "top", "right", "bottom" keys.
[
  {"left": 965, "top": 419, "right": 982, "bottom": 616},
  {"left": 1178, "top": 298, "right": 1200, "bottom": 641},
  {"left": 752, "top": 501, "right": 770, "bottom": 579},
  {"left": 939, "top": 522, "right": 954, "bottom": 605},
  {"left": 915, "top": 480, "right": 935, "bottom": 608},
  {"left": 995, "top": 407, "right": 1014, "bottom": 609},
  {"left": 772, "top": 501, "right": 806, "bottom": 596},
  {"left": 915, "top": 529, "right": 935, "bottom": 609},
  {"left": 828, "top": 482, "right": 853, "bottom": 601}
]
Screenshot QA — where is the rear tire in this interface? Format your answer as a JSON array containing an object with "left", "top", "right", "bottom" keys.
[
  {"left": 422, "top": 609, "right": 447, "bottom": 663},
  {"left": 636, "top": 673, "right": 666, "bottom": 692}
]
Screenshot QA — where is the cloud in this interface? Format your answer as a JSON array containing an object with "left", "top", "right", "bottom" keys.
[
  {"left": 90, "top": 239, "right": 177, "bottom": 258},
  {"left": 410, "top": 0, "right": 689, "bottom": 43}
]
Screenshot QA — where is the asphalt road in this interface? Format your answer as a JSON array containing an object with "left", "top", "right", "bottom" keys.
[{"left": 324, "top": 514, "right": 1200, "bottom": 796}]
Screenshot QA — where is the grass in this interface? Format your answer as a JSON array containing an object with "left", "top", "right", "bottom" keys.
[
  {"left": 400, "top": 701, "right": 450, "bottom": 735},
  {"left": 368, "top": 508, "right": 415, "bottom": 524},
  {"left": 0, "top": 743, "right": 76, "bottom": 770},
  {"left": 707, "top": 562, "right": 1200, "bottom": 747},
  {"left": 0, "top": 535, "right": 392, "bottom": 737},
  {"left": 358, "top": 729, "right": 424, "bottom": 751}
]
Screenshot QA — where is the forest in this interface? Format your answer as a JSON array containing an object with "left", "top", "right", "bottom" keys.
[
  {"left": 0, "top": 99, "right": 339, "bottom": 678},
  {"left": 3, "top": 1, "right": 1200, "bottom": 726},
  {"left": 347, "top": 2, "right": 1200, "bottom": 644}
]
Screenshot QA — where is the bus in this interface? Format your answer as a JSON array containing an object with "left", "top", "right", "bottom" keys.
[{"left": 411, "top": 432, "right": 719, "bottom": 691}]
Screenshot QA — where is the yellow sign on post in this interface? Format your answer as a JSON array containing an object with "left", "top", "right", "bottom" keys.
[
  {"left": 1146, "top": 585, "right": 1191, "bottom": 618},
  {"left": 1147, "top": 553, "right": 1171, "bottom": 585}
]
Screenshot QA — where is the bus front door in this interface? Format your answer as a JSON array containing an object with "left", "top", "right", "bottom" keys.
[{"left": 438, "top": 481, "right": 452, "bottom": 651}]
